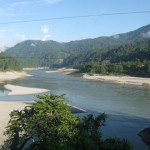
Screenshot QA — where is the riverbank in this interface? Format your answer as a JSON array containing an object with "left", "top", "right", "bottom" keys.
[
  {"left": 0, "top": 71, "right": 31, "bottom": 83},
  {"left": 0, "top": 101, "right": 29, "bottom": 145},
  {"left": 23, "top": 67, "right": 49, "bottom": 70},
  {"left": 46, "top": 67, "right": 79, "bottom": 75},
  {"left": 83, "top": 74, "right": 150, "bottom": 86},
  {"left": 4, "top": 84, "right": 49, "bottom": 95}
]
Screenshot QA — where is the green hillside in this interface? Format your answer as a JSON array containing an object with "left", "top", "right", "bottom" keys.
[
  {"left": 65, "top": 39, "right": 150, "bottom": 77},
  {"left": 5, "top": 40, "right": 69, "bottom": 67},
  {"left": 5, "top": 24, "right": 150, "bottom": 68},
  {"left": 0, "top": 52, "right": 22, "bottom": 71}
]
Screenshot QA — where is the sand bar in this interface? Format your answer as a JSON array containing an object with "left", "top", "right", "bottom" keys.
[
  {"left": 0, "top": 71, "right": 31, "bottom": 83},
  {"left": 23, "top": 67, "right": 49, "bottom": 70},
  {"left": 0, "top": 101, "right": 29, "bottom": 145},
  {"left": 83, "top": 74, "right": 150, "bottom": 86},
  {"left": 46, "top": 67, "right": 79, "bottom": 75},
  {"left": 4, "top": 84, "right": 49, "bottom": 95}
]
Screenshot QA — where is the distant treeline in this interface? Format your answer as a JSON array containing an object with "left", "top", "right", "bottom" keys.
[
  {"left": 0, "top": 53, "right": 22, "bottom": 71},
  {"left": 3, "top": 24, "right": 150, "bottom": 76},
  {"left": 60, "top": 39, "right": 150, "bottom": 77}
]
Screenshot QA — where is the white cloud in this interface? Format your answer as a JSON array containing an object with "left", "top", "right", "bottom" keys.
[
  {"left": 10, "top": 34, "right": 26, "bottom": 46},
  {"left": 41, "top": 25, "right": 49, "bottom": 33},
  {"left": 113, "top": 34, "right": 120, "bottom": 39},
  {"left": 42, "top": 34, "right": 51, "bottom": 41},
  {"left": 43, "top": 0, "right": 62, "bottom": 4},
  {"left": 0, "top": 33, "right": 27, "bottom": 51},
  {"left": 31, "top": 43, "right": 36, "bottom": 47},
  {"left": 142, "top": 31, "right": 150, "bottom": 38}
]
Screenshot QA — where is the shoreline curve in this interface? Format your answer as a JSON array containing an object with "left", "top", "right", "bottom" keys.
[{"left": 4, "top": 84, "right": 49, "bottom": 95}]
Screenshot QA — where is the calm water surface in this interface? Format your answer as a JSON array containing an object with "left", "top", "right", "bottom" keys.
[{"left": 0, "top": 70, "right": 150, "bottom": 150}]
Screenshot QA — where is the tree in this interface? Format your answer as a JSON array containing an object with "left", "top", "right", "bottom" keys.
[
  {"left": 0, "top": 53, "right": 22, "bottom": 71},
  {"left": 0, "top": 94, "right": 132, "bottom": 150},
  {"left": 2, "top": 94, "right": 79, "bottom": 150}
]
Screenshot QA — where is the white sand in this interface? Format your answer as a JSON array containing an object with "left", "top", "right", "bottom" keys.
[
  {"left": 0, "top": 71, "right": 31, "bottom": 83},
  {"left": 0, "top": 101, "right": 29, "bottom": 145},
  {"left": 46, "top": 67, "right": 78, "bottom": 75},
  {"left": 4, "top": 84, "right": 49, "bottom": 95},
  {"left": 83, "top": 74, "right": 150, "bottom": 86},
  {"left": 23, "top": 67, "right": 49, "bottom": 70}
]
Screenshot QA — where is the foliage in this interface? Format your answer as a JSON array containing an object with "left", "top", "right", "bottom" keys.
[
  {"left": 0, "top": 52, "right": 22, "bottom": 71},
  {"left": 0, "top": 94, "right": 132, "bottom": 150},
  {"left": 62, "top": 39, "right": 150, "bottom": 77},
  {"left": 101, "top": 138, "right": 132, "bottom": 150},
  {"left": 4, "top": 40, "right": 69, "bottom": 68},
  {"left": 4, "top": 24, "right": 150, "bottom": 68}
]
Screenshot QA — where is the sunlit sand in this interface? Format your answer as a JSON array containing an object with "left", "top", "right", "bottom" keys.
[
  {"left": 0, "top": 101, "right": 29, "bottom": 145},
  {"left": 4, "top": 84, "right": 49, "bottom": 95},
  {"left": 0, "top": 71, "right": 31, "bottom": 83},
  {"left": 83, "top": 74, "right": 150, "bottom": 86},
  {"left": 46, "top": 67, "right": 79, "bottom": 75}
]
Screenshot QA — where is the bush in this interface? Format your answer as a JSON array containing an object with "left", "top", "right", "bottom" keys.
[{"left": 0, "top": 94, "right": 132, "bottom": 150}]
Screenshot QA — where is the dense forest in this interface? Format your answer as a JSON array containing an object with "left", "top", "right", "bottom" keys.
[
  {"left": 4, "top": 24, "right": 150, "bottom": 68},
  {"left": 61, "top": 39, "right": 150, "bottom": 77},
  {"left": 3, "top": 24, "right": 150, "bottom": 76},
  {"left": 5, "top": 40, "right": 69, "bottom": 67},
  {"left": 0, "top": 53, "right": 22, "bottom": 71}
]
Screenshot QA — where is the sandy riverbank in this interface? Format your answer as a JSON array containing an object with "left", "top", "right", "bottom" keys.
[
  {"left": 46, "top": 67, "right": 79, "bottom": 75},
  {"left": 0, "top": 101, "right": 85, "bottom": 145},
  {"left": 0, "top": 71, "right": 31, "bottom": 83},
  {"left": 83, "top": 74, "right": 150, "bottom": 86},
  {"left": 23, "top": 67, "right": 49, "bottom": 70},
  {"left": 4, "top": 84, "right": 49, "bottom": 95},
  {"left": 0, "top": 101, "right": 29, "bottom": 145}
]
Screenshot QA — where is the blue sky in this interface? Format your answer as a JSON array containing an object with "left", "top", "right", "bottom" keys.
[{"left": 0, "top": 0, "right": 150, "bottom": 50}]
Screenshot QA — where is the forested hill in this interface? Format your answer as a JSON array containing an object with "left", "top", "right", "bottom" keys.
[
  {"left": 4, "top": 24, "right": 150, "bottom": 67},
  {"left": 111, "top": 23, "right": 150, "bottom": 41},
  {"left": 4, "top": 40, "right": 69, "bottom": 67},
  {"left": 63, "top": 39, "right": 150, "bottom": 77},
  {"left": 0, "top": 53, "right": 22, "bottom": 71}
]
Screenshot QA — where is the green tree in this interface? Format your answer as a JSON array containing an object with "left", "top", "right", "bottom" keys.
[
  {"left": 0, "top": 53, "right": 22, "bottom": 71},
  {"left": 0, "top": 94, "right": 132, "bottom": 150},
  {"left": 2, "top": 94, "right": 79, "bottom": 150}
]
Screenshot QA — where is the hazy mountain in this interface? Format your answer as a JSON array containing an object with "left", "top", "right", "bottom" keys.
[{"left": 4, "top": 24, "right": 150, "bottom": 67}]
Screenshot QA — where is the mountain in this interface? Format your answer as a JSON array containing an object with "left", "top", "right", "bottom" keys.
[
  {"left": 4, "top": 24, "right": 150, "bottom": 67},
  {"left": 5, "top": 40, "right": 69, "bottom": 67},
  {"left": 65, "top": 39, "right": 150, "bottom": 77},
  {"left": 115, "top": 24, "right": 150, "bottom": 41}
]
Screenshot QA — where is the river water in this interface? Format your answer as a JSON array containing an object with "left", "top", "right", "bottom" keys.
[{"left": 0, "top": 70, "right": 150, "bottom": 150}]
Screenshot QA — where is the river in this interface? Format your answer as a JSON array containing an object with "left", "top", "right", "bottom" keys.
[{"left": 0, "top": 70, "right": 150, "bottom": 150}]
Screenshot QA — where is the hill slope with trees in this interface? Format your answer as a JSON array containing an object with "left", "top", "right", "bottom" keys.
[
  {"left": 4, "top": 24, "right": 150, "bottom": 68},
  {"left": 0, "top": 52, "right": 22, "bottom": 71},
  {"left": 63, "top": 39, "right": 150, "bottom": 77}
]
